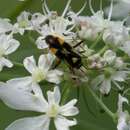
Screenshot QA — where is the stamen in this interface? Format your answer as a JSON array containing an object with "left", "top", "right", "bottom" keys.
[
  {"left": 112, "top": 81, "right": 122, "bottom": 90},
  {"left": 62, "top": 0, "right": 72, "bottom": 17},
  {"left": 89, "top": 0, "right": 95, "bottom": 15},
  {"left": 41, "top": 0, "right": 47, "bottom": 14},
  {"left": 123, "top": 16, "right": 130, "bottom": 25},
  {"left": 44, "top": 0, "right": 50, "bottom": 14},
  {"left": 100, "top": 0, "right": 103, "bottom": 11},
  {"left": 76, "top": 1, "right": 87, "bottom": 16},
  {"left": 42, "top": 3, "right": 47, "bottom": 15},
  {"left": 123, "top": 88, "right": 130, "bottom": 96},
  {"left": 49, "top": 21, "right": 54, "bottom": 32},
  {"left": 66, "top": 24, "right": 76, "bottom": 32},
  {"left": 108, "top": 0, "right": 114, "bottom": 21}
]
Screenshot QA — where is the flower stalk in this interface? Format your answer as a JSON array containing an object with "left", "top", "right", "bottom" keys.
[
  {"left": 13, "top": 61, "right": 24, "bottom": 67},
  {"left": 61, "top": 85, "right": 71, "bottom": 105},
  {"left": 87, "top": 86, "right": 116, "bottom": 120},
  {"left": 99, "top": 45, "right": 109, "bottom": 55},
  {"left": 90, "top": 33, "right": 103, "bottom": 49}
]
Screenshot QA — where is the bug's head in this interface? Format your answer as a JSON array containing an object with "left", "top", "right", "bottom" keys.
[{"left": 45, "top": 35, "right": 56, "bottom": 45}]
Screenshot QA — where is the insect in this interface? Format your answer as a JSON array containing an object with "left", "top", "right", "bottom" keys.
[{"left": 45, "top": 35, "right": 84, "bottom": 69}]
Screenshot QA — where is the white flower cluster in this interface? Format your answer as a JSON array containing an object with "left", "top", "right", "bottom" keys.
[{"left": 0, "top": 0, "right": 130, "bottom": 130}]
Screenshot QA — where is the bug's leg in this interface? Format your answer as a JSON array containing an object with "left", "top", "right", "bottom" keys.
[
  {"left": 73, "top": 40, "right": 84, "bottom": 48},
  {"left": 52, "top": 58, "right": 61, "bottom": 69}
]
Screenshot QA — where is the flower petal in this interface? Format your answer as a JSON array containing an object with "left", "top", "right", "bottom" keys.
[
  {"left": 60, "top": 99, "right": 79, "bottom": 116},
  {"left": 4, "top": 38, "right": 20, "bottom": 55},
  {"left": 0, "top": 57, "right": 13, "bottom": 69},
  {"left": 23, "top": 56, "right": 37, "bottom": 74},
  {"left": 6, "top": 115, "right": 50, "bottom": 130},
  {"left": 105, "top": 2, "right": 130, "bottom": 19},
  {"left": 103, "top": 50, "right": 116, "bottom": 65},
  {"left": 7, "top": 77, "right": 32, "bottom": 87},
  {"left": 91, "top": 75, "right": 104, "bottom": 90},
  {"left": 117, "top": 112, "right": 129, "bottom": 130},
  {"left": 120, "top": 41, "right": 130, "bottom": 56},
  {"left": 0, "top": 77, "right": 48, "bottom": 112},
  {"left": 118, "top": 94, "right": 128, "bottom": 113},
  {"left": 54, "top": 115, "right": 77, "bottom": 130},
  {"left": 36, "top": 36, "right": 48, "bottom": 49},
  {"left": 112, "top": 71, "right": 127, "bottom": 82},
  {"left": 0, "top": 18, "right": 13, "bottom": 33},
  {"left": 47, "top": 86, "right": 61, "bottom": 105},
  {"left": 46, "top": 70, "right": 63, "bottom": 84},
  {"left": 100, "top": 78, "right": 111, "bottom": 94},
  {"left": 38, "top": 53, "right": 55, "bottom": 71}
]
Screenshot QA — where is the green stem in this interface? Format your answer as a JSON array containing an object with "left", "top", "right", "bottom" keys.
[
  {"left": 90, "top": 33, "right": 102, "bottom": 49},
  {"left": 61, "top": 85, "right": 71, "bottom": 105},
  {"left": 123, "top": 88, "right": 130, "bottom": 96},
  {"left": 8, "top": 0, "right": 33, "bottom": 20},
  {"left": 99, "top": 45, "right": 108, "bottom": 55},
  {"left": 13, "top": 61, "right": 24, "bottom": 67},
  {"left": 87, "top": 86, "right": 116, "bottom": 120}
]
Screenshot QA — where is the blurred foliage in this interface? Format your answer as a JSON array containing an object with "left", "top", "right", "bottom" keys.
[{"left": 0, "top": 0, "right": 117, "bottom": 130}]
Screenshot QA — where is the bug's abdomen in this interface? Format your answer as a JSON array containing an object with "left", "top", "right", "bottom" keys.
[
  {"left": 56, "top": 49, "right": 82, "bottom": 69},
  {"left": 65, "top": 52, "right": 82, "bottom": 69}
]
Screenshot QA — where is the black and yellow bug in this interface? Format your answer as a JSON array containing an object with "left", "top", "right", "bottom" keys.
[{"left": 45, "top": 35, "right": 83, "bottom": 69}]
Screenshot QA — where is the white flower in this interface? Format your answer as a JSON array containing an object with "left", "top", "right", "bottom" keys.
[
  {"left": 0, "top": 84, "right": 79, "bottom": 130},
  {"left": 88, "top": 54, "right": 105, "bottom": 69},
  {"left": 35, "top": 0, "right": 76, "bottom": 49},
  {"left": 13, "top": 11, "right": 33, "bottom": 35},
  {"left": 102, "top": 20, "right": 130, "bottom": 55},
  {"left": 77, "top": 0, "right": 130, "bottom": 44},
  {"left": 36, "top": 17, "right": 75, "bottom": 49},
  {"left": 0, "top": 18, "right": 13, "bottom": 34},
  {"left": 77, "top": 11, "right": 112, "bottom": 40},
  {"left": 117, "top": 94, "right": 130, "bottom": 130},
  {"left": 120, "top": 41, "right": 130, "bottom": 56},
  {"left": 77, "top": 0, "right": 113, "bottom": 40},
  {"left": 31, "top": 12, "right": 47, "bottom": 29},
  {"left": 103, "top": 50, "right": 116, "bottom": 65},
  {"left": 103, "top": 50, "right": 125, "bottom": 69},
  {"left": 91, "top": 50, "right": 128, "bottom": 94},
  {"left": 91, "top": 71, "right": 126, "bottom": 94},
  {"left": 0, "top": 78, "right": 45, "bottom": 111},
  {"left": 23, "top": 53, "right": 63, "bottom": 84},
  {"left": 67, "top": 2, "right": 115, "bottom": 41},
  {"left": 0, "top": 34, "right": 20, "bottom": 71},
  {"left": 103, "top": 21, "right": 129, "bottom": 46},
  {"left": 105, "top": 0, "right": 130, "bottom": 25}
]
